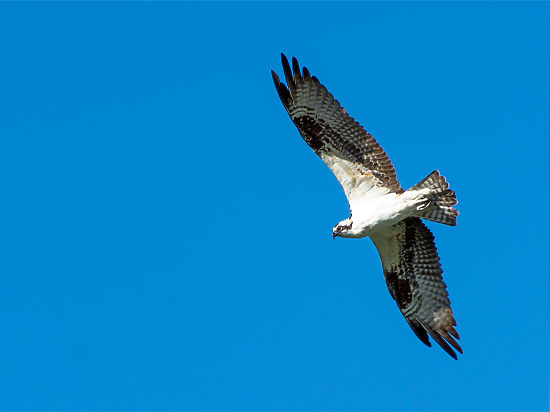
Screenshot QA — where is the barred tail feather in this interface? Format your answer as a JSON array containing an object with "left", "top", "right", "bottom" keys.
[{"left": 411, "top": 170, "right": 459, "bottom": 226}]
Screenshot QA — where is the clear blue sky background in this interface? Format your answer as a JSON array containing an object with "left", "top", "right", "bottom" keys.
[{"left": 0, "top": 2, "right": 548, "bottom": 410}]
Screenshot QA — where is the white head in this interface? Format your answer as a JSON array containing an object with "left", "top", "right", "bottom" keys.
[{"left": 332, "top": 218, "right": 354, "bottom": 239}]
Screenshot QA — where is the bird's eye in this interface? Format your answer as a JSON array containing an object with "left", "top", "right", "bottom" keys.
[{"left": 338, "top": 226, "right": 343, "bottom": 231}]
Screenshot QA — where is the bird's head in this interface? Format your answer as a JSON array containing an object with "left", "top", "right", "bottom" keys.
[{"left": 332, "top": 218, "right": 353, "bottom": 239}]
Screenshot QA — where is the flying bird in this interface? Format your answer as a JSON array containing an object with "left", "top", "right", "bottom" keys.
[{"left": 271, "top": 54, "right": 462, "bottom": 359}]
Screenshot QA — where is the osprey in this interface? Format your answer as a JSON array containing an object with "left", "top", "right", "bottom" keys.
[{"left": 272, "top": 54, "right": 462, "bottom": 359}]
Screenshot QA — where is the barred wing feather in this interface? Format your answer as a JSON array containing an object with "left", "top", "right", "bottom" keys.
[
  {"left": 370, "top": 217, "right": 462, "bottom": 359},
  {"left": 271, "top": 54, "right": 403, "bottom": 208}
]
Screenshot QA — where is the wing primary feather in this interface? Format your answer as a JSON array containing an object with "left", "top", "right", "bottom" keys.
[
  {"left": 271, "top": 70, "right": 280, "bottom": 86},
  {"left": 281, "top": 53, "right": 295, "bottom": 98},
  {"left": 405, "top": 318, "right": 431, "bottom": 347},
  {"left": 420, "top": 321, "right": 458, "bottom": 359},
  {"left": 292, "top": 57, "right": 302, "bottom": 81},
  {"left": 441, "top": 331, "right": 463, "bottom": 354},
  {"left": 448, "top": 326, "right": 460, "bottom": 340},
  {"left": 302, "top": 66, "right": 311, "bottom": 79},
  {"left": 271, "top": 70, "right": 291, "bottom": 111}
]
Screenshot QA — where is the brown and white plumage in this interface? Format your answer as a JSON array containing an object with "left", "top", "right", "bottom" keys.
[
  {"left": 370, "top": 218, "right": 462, "bottom": 359},
  {"left": 272, "top": 54, "right": 462, "bottom": 358},
  {"left": 271, "top": 54, "right": 402, "bottom": 208}
]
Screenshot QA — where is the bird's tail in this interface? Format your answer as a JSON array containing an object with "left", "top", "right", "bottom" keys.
[{"left": 410, "top": 170, "right": 458, "bottom": 226}]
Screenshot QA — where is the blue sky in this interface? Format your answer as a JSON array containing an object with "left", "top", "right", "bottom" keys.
[{"left": 0, "top": 2, "right": 548, "bottom": 410}]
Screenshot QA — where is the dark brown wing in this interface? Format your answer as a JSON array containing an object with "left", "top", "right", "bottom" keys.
[
  {"left": 271, "top": 54, "right": 403, "bottom": 201},
  {"left": 371, "top": 217, "right": 462, "bottom": 359}
]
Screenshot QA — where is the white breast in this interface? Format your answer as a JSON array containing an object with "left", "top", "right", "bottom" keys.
[{"left": 352, "top": 192, "right": 416, "bottom": 235}]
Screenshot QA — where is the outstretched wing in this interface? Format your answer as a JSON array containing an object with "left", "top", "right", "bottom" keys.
[
  {"left": 271, "top": 54, "right": 402, "bottom": 209},
  {"left": 370, "top": 217, "right": 462, "bottom": 359}
]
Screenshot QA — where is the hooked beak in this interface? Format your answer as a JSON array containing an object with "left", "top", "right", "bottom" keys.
[{"left": 332, "top": 232, "right": 336, "bottom": 240}]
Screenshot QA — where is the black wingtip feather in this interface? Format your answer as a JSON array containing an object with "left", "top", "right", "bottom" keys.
[
  {"left": 433, "top": 334, "right": 458, "bottom": 359},
  {"left": 271, "top": 70, "right": 280, "bottom": 86},
  {"left": 302, "top": 66, "right": 310, "bottom": 79},
  {"left": 271, "top": 69, "right": 292, "bottom": 111},
  {"left": 442, "top": 331, "right": 463, "bottom": 354},
  {"left": 421, "top": 323, "right": 458, "bottom": 359},
  {"left": 292, "top": 56, "right": 302, "bottom": 81},
  {"left": 448, "top": 326, "right": 460, "bottom": 340},
  {"left": 281, "top": 53, "right": 294, "bottom": 91},
  {"left": 406, "top": 318, "right": 431, "bottom": 347}
]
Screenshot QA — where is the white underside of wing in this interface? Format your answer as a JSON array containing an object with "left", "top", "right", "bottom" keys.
[
  {"left": 319, "top": 152, "right": 391, "bottom": 211},
  {"left": 370, "top": 226, "right": 401, "bottom": 271}
]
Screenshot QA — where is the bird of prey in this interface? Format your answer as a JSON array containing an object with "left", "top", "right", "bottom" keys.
[{"left": 272, "top": 54, "right": 462, "bottom": 359}]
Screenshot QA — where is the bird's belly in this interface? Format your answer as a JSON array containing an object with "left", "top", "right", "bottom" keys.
[{"left": 353, "top": 195, "right": 413, "bottom": 234}]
